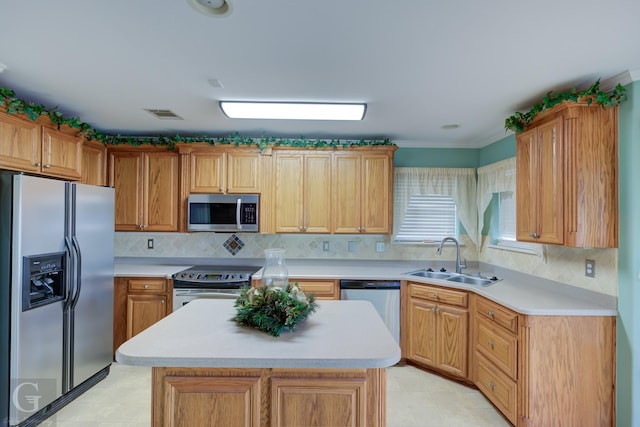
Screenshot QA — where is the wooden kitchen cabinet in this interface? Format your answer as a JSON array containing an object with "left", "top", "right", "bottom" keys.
[
  {"left": 333, "top": 150, "right": 393, "bottom": 234},
  {"left": 470, "top": 294, "right": 615, "bottom": 426},
  {"left": 273, "top": 151, "right": 332, "bottom": 233},
  {"left": 180, "top": 144, "right": 262, "bottom": 194},
  {"left": 515, "top": 100, "right": 618, "bottom": 247},
  {"left": 108, "top": 147, "right": 179, "bottom": 231},
  {"left": 0, "top": 110, "right": 83, "bottom": 180},
  {"left": 113, "top": 277, "right": 172, "bottom": 355},
  {"left": 405, "top": 282, "right": 468, "bottom": 379},
  {"left": 81, "top": 140, "right": 107, "bottom": 185},
  {"left": 291, "top": 278, "right": 340, "bottom": 300}
]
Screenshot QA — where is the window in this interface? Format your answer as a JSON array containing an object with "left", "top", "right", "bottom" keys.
[
  {"left": 497, "top": 191, "right": 516, "bottom": 242},
  {"left": 394, "top": 194, "right": 458, "bottom": 243},
  {"left": 393, "top": 167, "right": 478, "bottom": 247}
]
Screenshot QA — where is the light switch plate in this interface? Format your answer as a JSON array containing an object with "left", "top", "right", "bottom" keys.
[
  {"left": 147, "top": 239, "right": 154, "bottom": 249},
  {"left": 376, "top": 242, "right": 385, "bottom": 252},
  {"left": 348, "top": 241, "right": 356, "bottom": 252},
  {"left": 323, "top": 241, "right": 330, "bottom": 251}
]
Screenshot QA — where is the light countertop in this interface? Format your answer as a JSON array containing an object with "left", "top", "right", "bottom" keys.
[
  {"left": 115, "top": 299, "right": 401, "bottom": 369},
  {"left": 114, "top": 258, "right": 617, "bottom": 317}
]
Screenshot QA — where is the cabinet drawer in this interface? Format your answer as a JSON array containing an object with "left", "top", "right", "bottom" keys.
[
  {"left": 476, "top": 354, "right": 517, "bottom": 425},
  {"left": 409, "top": 283, "right": 467, "bottom": 308},
  {"left": 476, "top": 297, "right": 518, "bottom": 334},
  {"left": 475, "top": 317, "right": 517, "bottom": 380},
  {"left": 294, "top": 279, "right": 339, "bottom": 300},
  {"left": 127, "top": 279, "right": 167, "bottom": 293}
]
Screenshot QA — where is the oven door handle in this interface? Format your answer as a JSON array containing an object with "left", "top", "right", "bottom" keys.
[
  {"left": 236, "top": 197, "right": 242, "bottom": 231},
  {"left": 175, "top": 291, "right": 240, "bottom": 299}
]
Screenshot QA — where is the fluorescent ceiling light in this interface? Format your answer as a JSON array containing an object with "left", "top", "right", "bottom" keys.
[{"left": 219, "top": 102, "right": 366, "bottom": 121}]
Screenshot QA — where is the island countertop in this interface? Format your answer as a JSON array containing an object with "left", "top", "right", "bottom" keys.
[{"left": 116, "top": 299, "right": 401, "bottom": 369}]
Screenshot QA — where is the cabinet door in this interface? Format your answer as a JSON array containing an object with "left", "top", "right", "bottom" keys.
[
  {"left": 126, "top": 293, "right": 168, "bottom": 339},
  {"left": 436, "top": 304, "right": 468, "bottom": 378},
  {"left": 516, "top": 127, "right": 536, "bottom": 242},
  {"left": 274, "top": 153, "right": 304, "bottom": 232},
  {"left": 0, "top": 113, "right": 41, "bottom": 172},
  {"left": 333, "top": 153, "right": 361, "bottom": 233},
  {"left": 536, "top": 118, "right": 564, "bottom": 244},
  {"left": 110, "top": 151, "right": 144, "bottom": 231},
  {"left": 144, "top": 152, "right": 179, "bottom": 231},
  {"left": 303, "top": 153, "right": 332, "bottom": 233},
  {"left": 190, "top": 150, "right": 225, "bottom": 193},
  {"left": 361, "top": 154, "right": 391, "bottom": 233},
  {"left": 227, "top": 150, "right": 261, "bottom": 193},
  {"left": 81, "top": 141, "right": 106, "bottom": 186},
  {"left": 408, "top": 298, "right": 437, "bottom": 367},
  {"left": 41, "top": 127, "right": 82, "bottom": 180}
]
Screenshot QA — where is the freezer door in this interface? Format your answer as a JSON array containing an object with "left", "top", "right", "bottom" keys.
[
  {"left": 70, "top": 183, "right": 114, "bottom": 388},
  {"left": 10, "top": 175, "right": 66, "bottom": 424}
]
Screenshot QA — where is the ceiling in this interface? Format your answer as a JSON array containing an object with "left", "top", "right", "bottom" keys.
[{"left": 1, "top": 0, "right": 639, "bottom": 149}]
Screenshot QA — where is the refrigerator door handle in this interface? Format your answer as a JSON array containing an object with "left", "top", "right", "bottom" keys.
[
  {"left": 63, "top": 236, "right": 75, "bottom": 311},
  {"left": 71, "top": 236, "right": 82, "bottom": 309}
]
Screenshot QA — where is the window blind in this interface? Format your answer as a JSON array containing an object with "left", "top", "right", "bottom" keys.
[{"left": 395, "top": 194, "right": 457, "bottom": 242}]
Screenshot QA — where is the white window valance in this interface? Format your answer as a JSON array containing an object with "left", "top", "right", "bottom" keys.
[
  {"left": 394, "top": 167, "right": 478, "bottom": 248},
  {"left": 476, "top": 157, "right": 516, "bottom": 247}
]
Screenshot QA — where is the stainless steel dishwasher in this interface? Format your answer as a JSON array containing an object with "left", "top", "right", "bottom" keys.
[{"left": 339, "top": 280, "right": 400, "bottom": 344}]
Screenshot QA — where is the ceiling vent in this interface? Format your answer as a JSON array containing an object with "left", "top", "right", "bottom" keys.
[{"left": 144, "top": 109, "right": 183, "bottom": 120}]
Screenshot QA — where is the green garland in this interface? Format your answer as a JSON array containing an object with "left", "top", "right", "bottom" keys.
[
  {"left": 0, "top": 86, "right": 394, "bottom": 150},
  {"left": 233, "top": 283, "right": 318, "bottom": 337},
  {"left": 504, "top": 79, "right": 627, "bottom": 133}
]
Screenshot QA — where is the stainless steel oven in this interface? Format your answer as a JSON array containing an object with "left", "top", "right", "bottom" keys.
[{"left": 172, "top": 265, "right": 259, "bottom": 311}]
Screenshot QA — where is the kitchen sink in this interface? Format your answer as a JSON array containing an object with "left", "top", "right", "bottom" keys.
[
  {"left": 445, "top": 275, "right": 497, "bottom": 286},
  {"left": 406, "top": 270, "right": 452, "bottom": 280}
]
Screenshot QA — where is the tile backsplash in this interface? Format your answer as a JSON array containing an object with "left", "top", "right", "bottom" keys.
[{"left": 115, "top": 232, "right": 618, "bottom": 296}]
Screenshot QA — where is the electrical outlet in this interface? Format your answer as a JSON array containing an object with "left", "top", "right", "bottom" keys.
[
  {"left": 147, "top": 239, "right": 154, "bottom": 249},
  {"left": 323, "top": 241, "right": 330, "bottom": 251},
  {"left": 376, "top": 242, "right": 385, "bottom": 252},
  {"left": 585, "top": 259, "right": 595, "bottom": 277},
  {"left": 348, "top": 241, "right": 356, "bottom": 252}
]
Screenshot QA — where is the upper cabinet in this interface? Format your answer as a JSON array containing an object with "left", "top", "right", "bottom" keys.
[
  {"left": 0, "top": 110, "right": 82, "bottom": 180},
  {"left": 181, "top": 144, "right": 261, "bottom": 194},
  {"left": 108, "top": 147, "right": 179, "bottom": 232},
  {"left": 333, "top": 150, "right": 393, "bottom": 234},
  {"left": 81, "top": 140, "right": 107, "bottom": 186},
  {"left": 516, "top": 101, "right": 618, "bottom": 248},
  {"left": 273, "top": 151, "right": 332, "bottom": 233}
]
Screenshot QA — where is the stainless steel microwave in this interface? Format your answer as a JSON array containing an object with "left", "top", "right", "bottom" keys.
[{"left": 187, "top": 194, "right": 259, "bottom": 232}]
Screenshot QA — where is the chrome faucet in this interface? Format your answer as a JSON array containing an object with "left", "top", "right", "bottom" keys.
[{"left": 436, "top": 237, "right": 467, "bottom": 274}]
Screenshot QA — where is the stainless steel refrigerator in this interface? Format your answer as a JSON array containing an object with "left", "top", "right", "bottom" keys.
[{"left": 0, "top": 172, "right": 114, "bottom": 427}]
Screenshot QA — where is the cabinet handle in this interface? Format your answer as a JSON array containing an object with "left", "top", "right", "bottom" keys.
[
  {"left": 44, "top": 164, "right": 51, "bottom": 168},
  {"left": 487, "top": 381, "right": 494, "bottom": 390},
  {"left": 144, "top": 284, "right": 149, "bottom": 289},
  {"left": 529, "top": 232, "right": 540, "bottom": 238},
  {"left": 487, "top": 310, "right": 495, "bottom": 318},
  {"left": 34, "top": 162, "right": 42, "bottom": 167},
  {"left": 488, "top": 341, "right": 494, "bottom": 349},
  {"left": 433, "top": 293, "right": 439, "bottom": 299},
  {"left": 431, "top": 307, "right": 440, "bottom": 314},
  {"left": 161, "top": 299, "right": 165, "bottom": 304},
  {"left": 219, "top": 187, "right": 223, "bottom": 192}
]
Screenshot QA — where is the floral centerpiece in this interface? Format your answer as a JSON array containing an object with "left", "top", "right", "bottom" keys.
[{"left": 232, "top": 283, "right": 318, "bottom": 337}]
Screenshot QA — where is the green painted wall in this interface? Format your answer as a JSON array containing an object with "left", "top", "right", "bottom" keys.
[
  {"left": 394, "top": 147, "right": 479, "bottom": 167},
  {"left": 616, "top": 80, "right": 640, "bottom": 427},
  {"left": 478, "top": 134, "right": 516, "bottom": 166}
]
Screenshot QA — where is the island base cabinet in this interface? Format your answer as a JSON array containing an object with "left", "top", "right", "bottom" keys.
[{"left": 152, "top": 367, "right": 387, "bottom": 427}]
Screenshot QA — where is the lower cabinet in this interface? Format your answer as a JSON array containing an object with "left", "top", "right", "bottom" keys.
[
  {"left": 471, "top": 294, "right": 615, "bottom": 426},
  {"left": 292, "top": 278, "right": 340, "bottom": 300},
  {"left": 152, "top": 367, "right": 385, "bottom": 427},
  {"left": 113, "top": 277, "right": 172, "bottom": 356},
  {"left": 405, "top": 282, "right": 468, "bottom": 379}
]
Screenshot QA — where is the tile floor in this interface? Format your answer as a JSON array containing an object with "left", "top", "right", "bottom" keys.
[{"left": 43, "top": 363, "right": 509, "bottom": 426}]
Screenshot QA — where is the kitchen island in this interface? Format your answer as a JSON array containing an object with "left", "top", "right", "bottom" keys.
[{"left": 116, "top": 299, "right": 400, "bottom": 427}]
